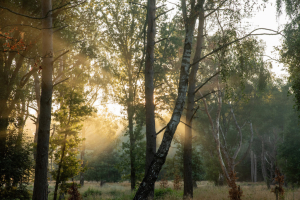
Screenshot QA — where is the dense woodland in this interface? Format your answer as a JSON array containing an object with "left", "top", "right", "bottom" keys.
[{"left": 1, "top": 0, "right": 300, "bottom": 199}]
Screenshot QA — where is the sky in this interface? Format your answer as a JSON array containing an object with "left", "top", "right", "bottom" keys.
[{"left": 243, "top": 0, "right": 289, "bottom": 79}]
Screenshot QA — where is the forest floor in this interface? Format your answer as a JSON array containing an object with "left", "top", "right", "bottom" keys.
[{"left": 42, "top": 181, "right": 300, "bottom": 199}]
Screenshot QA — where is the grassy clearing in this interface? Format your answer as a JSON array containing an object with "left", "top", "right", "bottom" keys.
[{"left": 37, "top": 181, "right": 300, "bottom": 199}]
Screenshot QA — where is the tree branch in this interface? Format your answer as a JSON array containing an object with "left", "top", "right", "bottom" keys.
[
  {"left": 194, "top": 71, "right": 221, "bottom": 94},
  {"left": 194, "top": 90, "right": 218, "bottom": 102},
  {"left": 204, "top": 0, "right": 227, "bottom": 19},
  {"left": 53, "top": 78, "right": 69, "bottom": 87},
  {"left": 155, "top": 8, "right": 174, "bottom": 20},
  {"left": 52, "top": 50, "right": 69, "bottom": 64},
  {"left": 191, "top": 28, "right": 283, "bottom": 67}
]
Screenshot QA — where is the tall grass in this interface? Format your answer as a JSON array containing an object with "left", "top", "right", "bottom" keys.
[{"left": 42, "top": 181, "right": 300, "bottom": 200}]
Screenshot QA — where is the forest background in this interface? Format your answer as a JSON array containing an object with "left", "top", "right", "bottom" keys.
[{"left": 1, "top": 0, "right": 300, "bottom": 199}]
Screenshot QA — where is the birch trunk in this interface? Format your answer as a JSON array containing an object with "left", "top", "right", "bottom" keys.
[
  {"left": 32, "top": 0, "right": 53, "bottom": 199},
  {"left": 261, "top": 139, "right": 270, "bottom": 188},
  {"left": 133, "top": 1, "right": 199, "bottom": 197},
  {"left": 145, "top": 0, "right": 156, "bottom": 197}
]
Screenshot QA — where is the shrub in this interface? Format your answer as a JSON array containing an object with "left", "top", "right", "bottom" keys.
[
  {"left": 154, "top": 188, "right": 173, "bottom": 199},
  {"left": 82, "top": 187, "right": 102, "bottom": 197}
]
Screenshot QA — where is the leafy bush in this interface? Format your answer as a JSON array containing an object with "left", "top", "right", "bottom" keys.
[
  {"left": 82, "top": 187, "right": 102, "bottom": 197},
  {"left": 154, "top": 188, "right": 173, "bottom": 198},
  {"left": 0, "top": 131, "right": 33, "bottom": 200}
]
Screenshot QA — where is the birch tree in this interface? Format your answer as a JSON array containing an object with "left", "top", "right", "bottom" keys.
[{"left": 133, "top": 0, "right": 203, "bottom": 198}]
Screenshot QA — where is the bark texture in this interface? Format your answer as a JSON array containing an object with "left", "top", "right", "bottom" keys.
[
  {"left": 133, "top": 1, "right": 199, "bottom": 197},
  {"left": 145, "top": 0, "right": 157, "bottom": 197},
  {"left": 32, "top": 0, "right": 53, "bottom": 199},
  {"left": 184, "top": 5, "right": 204, "bottom": 198}
]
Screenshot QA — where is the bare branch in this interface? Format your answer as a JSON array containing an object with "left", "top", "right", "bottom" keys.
[
  {"left": 156, "top": 126, "right": 167, "bottom": 135},
  {"left": 52, "top": 50, "right": 69, "bottom": 64},
  {"left": 194, "top": 71, "right": 221, "bottom": 94},
  {"left": 53, "top": 78, "right": 69, "bottom": 87},
  {"left": 194, "top": 90, "right": 218, "bottom": 102},
  {"left": 204, "top": 0, "right": 228, "bottom": 19},
  {"left": 19, "top": 68, "right": 39, "bottom": 88},
  {"left": 191, "top": 28, "right": 283, "bottom": 67},
  {"left": 155, "top": 37, "right": 168, "bottom": 44},
  {"left": 155, "top": 8, "right": 174, "bottom": 20},
  {"left": 129, "top": 2, "right": 147, "bottom": 8},
  {"left": 180, "top": 120, "right": 192, "bottom": 128},
  {"left": 189, "top": 105, "right": 199, "bottom": 123},
  {"left": 0, "top": 1, "right": 86, "bottom": 20}
]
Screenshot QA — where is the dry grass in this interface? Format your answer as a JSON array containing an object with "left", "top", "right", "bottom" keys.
[{"left": 33, "top": 181, "right": 300, "bottom": 200}]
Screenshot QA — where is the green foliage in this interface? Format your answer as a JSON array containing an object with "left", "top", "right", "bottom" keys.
[
  {"left": 85, "top": 149, "right": 121, "bottom": 182},
  {"left": 278, "top": 112, "right": 300, "bottom": 186},
  {"left": 154, "top": 188, "right": 173, "bottom": 199},
  {"left": 163, "top": 133, "right": 205, "bottom": 183},
  {"left": 117, "top": 131, "right": 146, "bottom": 183},
  {"left": 0, "top": 130, "right": 33, "bottom": 200},
  {"left": 82, "top": 187, "right": 102, "bottom": 197},
  {"left": 51, "top": 81, "right": 95, "bottom": 192}
]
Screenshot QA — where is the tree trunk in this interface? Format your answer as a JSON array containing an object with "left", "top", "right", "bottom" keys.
[
  {"left": 254, "top": 153, "right": 257, "bottom": 182},
  {"left": 133, "top": 1, "right": 199, "bottom": 197},
  {"left": 251, "top": 151, "right": 254, "bottom": 182},
  {"left": 261, "top": 139, "right": 270, "bottom": 189},
  {"left": 33, "top": 70, "right": 40, "bottom": 161},
  {"left": 145, "top": 0, "right": 157, "bottom": 198},
  {"left": 184, "top": 6, "right": 204, "bottom": 199},
  {"left": 128, "top": 59, "right": 136, "bottom": 190},
  {"left": 32, "top": 0, "right": 54, "bottom": 199},
  {"left": 80, "top": 128, "right": 86, "bottom": 186},
  {"left": 53, "top": 133, "right": 68, "bottom": 200}
]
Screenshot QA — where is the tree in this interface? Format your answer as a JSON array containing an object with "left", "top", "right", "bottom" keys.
[
  {"left": 144, "top": 0, "right": 157, "bottom": 198},
  {"left": 32, "top": 0, "right": 54, "bottom": 198},
  {"left": 278, "top": 111, "right": 300, "bottom": 186},
  {"left": 133, "top": 0, "right": 202, "bottom": 198},
  {"left": 88, "top": 0, "right": 149, "bottom": 190},
  {"left": 51, "top": 86, "right": 95, "bottom": 200},
  {"left": 277, "top": 1, "right": 300, "bottom": 116}
]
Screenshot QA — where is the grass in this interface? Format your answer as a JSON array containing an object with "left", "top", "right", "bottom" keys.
[{"left": 30, "top": 181, "right": 300, "bottom": 199}]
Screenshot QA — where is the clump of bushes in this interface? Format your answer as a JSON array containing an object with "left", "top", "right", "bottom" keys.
[
  {"left": 82, "top": 187, "right": 102, "bottom": 197},
  {"left": 154, "top": 188, "right": 173, "bottom": 199}
]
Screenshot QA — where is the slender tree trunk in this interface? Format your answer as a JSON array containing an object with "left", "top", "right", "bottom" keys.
[
  {"left": 80, "top": 128, "right": 86, "bottom": 186},
  {"left": 251, "top": 151, "right": 254, "bottom": 182},
  {"left": 184, "top": 5, "right": 204, "bottom": 198},
  {"left": 133, "top": 1, "right": 199, "bottom": 197},
  {"left": 145, "top": 0, "right": 156, "bottom": 198},
  {"left": 33, "top": 70, "right": 40, "bottom": 160},
  {"left": 128, "top": 59, "right": 136, "bottom": 190},
  {"left": 32, "top": 0, "right": 53, "bottom": 199},
  {"left": 261, "top": 139, "right": 270, "bottom": 189},
  {"left": 53, "top": 134, "right": 68, "bottom": 200},
  {"left": 254, "top": 153, "right": 257, "bottom": 182}
]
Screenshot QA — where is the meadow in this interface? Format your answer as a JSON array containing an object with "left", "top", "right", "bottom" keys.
[{"left": 39, "top": 181, "right": 300, "bottom": 200}]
